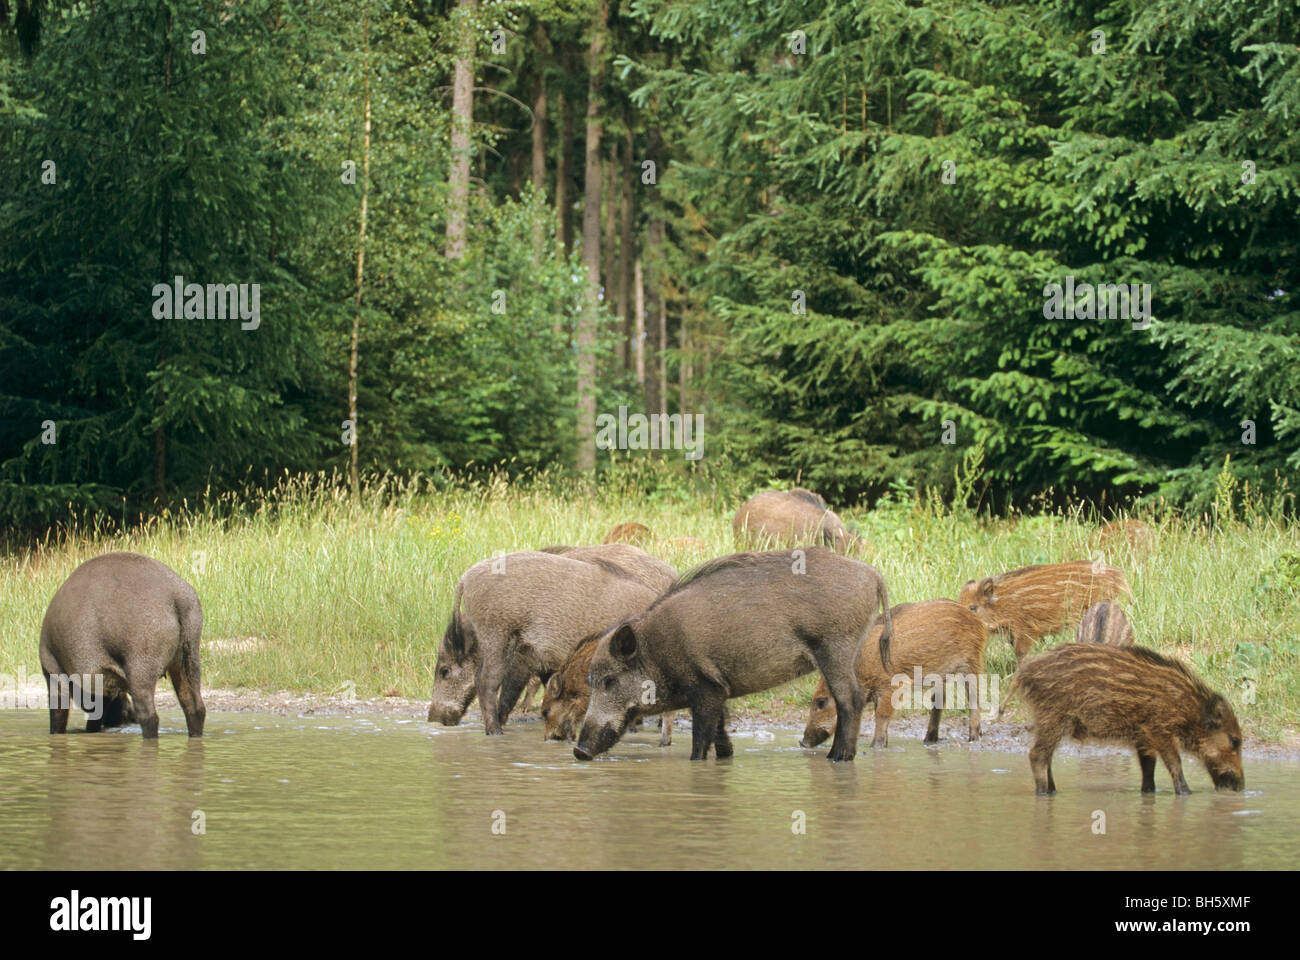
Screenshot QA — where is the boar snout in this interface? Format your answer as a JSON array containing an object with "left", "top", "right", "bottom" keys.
[
  {"left": 573, "top": 745, "right": 595, "bottom": 761},
  {"left": 427, "top": 701, "right": 464, "bottom": 725},
  {"left": 1212, "top": 770, "right": 1244, "bottom": 792}
]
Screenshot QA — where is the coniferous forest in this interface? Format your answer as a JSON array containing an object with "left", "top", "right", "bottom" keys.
[{"left": 2, "top": 0, "right": 1297, "bottom": 526}]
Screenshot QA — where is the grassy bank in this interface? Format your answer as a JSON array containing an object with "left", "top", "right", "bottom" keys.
[{"left": 2, "top": 474, "right": 1298, "bottom": 742}]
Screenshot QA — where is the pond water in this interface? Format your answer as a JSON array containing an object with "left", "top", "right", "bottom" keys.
[{"left": 0, "top": 710, "right": 1293, "bottom": 870}]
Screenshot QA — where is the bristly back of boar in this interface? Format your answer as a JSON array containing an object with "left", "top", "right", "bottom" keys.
[
  {"left": 959, "top": 561, "right": 1130, "bottom": 660},
  {"left": 732, "top": 487, "right": 858, "bottom": 552},
  {"left": 1075, "top": 601, "right": 1134, "bottom": 646}
]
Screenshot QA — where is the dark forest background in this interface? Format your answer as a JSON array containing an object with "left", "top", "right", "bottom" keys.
[{"left": 2, "top": 0, "right": 1297, "bottom": 528}]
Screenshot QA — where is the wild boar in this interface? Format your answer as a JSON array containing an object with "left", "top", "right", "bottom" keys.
[
  {"left": 998, "top": 643, "right": 1244, "bottom": 795},
  {"left": 39, "top": 552, "right": 205, "bottom": 739},
  {"left": 732, "top": 488, "right": 864, "bottom": 553},
  {"left": 541, "top": 631, "right": 674, "bottom": 745},
  {"left": 659, "top": 536, "right": 710, "bottom": 558},
  {"left": 604, "top": 522, "right": 652, "bottom": 546},
  {"left": 575, "top": 547, "right": 893, "bottom": 762},
  {"left": 540, "top": 543, "right": 677, "bottom": 593},
  {"left": 1091, "top": 519, "right": 1155, "bottom": 559},
  {"left": 428, "top": 550, "right": 668, "bottom": 734},
  {"left": 1074, "top": 601, "right": 1134, "bottom": 646},
  {"left": 958, "top": 561, "right": 1130, "bottom": 661},
  {"left": 799, "top": 599, "right": 987, "bottom": 749}
]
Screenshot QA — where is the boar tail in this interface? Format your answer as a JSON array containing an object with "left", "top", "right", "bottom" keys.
[
  {"left": 876, "top": 575, "right": 893, "bottom": 671},
  {"left": 995, "top": 672, "right": 1023, "bottom": 721}
]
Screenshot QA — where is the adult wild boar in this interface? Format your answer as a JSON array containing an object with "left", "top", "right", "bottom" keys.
[
  {"left": 541, "top": 543, "right": 676, "bottom": 593},
  {"left": 428, "top": 550, "right": 668, "bottom": 734},
  {"left": 541, "top": 630, "right": 674, "bottom": 745},
  {"left": 998, "top": 644, "right": 1244, "bottom": 795},
  {"left": 958, "top": 561, "right": 1129, "bottom": 661},
  {"left": 575, "top": 548, "right": 893, "bottom": 762},
  {"left": 1074, "top": 601, "right": 1134, "bottom": 646},
  {"left": 732, "top": 488, "right": 863, "bottom": 553},
  {"left": 800, "top": 599, "right": 987, "bottom": 749},
  {"left": 39, "top": 552, "right": 205, "bottom": 739}
]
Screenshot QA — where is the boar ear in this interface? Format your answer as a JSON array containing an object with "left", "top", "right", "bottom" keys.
[
  {"left": 979, "top": 579, "right": 995, "bottom": 602},
  {"left": 610, "top": 623, "right": 638, "bottom": 661},
  {"left": 1202, "top": 694, "right": 1227, "bottom": 730}
]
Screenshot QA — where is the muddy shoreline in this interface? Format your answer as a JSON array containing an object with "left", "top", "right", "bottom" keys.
[{"left": 124, "top": 685, "right": 1299, "bottom": 762}]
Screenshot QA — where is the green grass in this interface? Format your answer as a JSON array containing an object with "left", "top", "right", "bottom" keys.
[{"left": 2, "top": 474, "right": 1298, "bottom": 742}]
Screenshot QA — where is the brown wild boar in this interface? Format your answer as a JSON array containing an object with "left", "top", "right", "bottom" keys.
[
  {"left": 541, "top": 631, "right": 675, "bottom": 745},
  {"left": 958, "top": 561, "right": 1130, "bottom": 661},
  {"left": 541, "top": 543, "right": 677, "bottom": 593},
  {"left": 659, "top": 536, "right": 710, "bottom": 558},
  {"left": 1091, "top": 519, "right": 1155, "bottom": 559},
  {"left": 732, "top": 488, "right": 863, "bottom": 553},
  {"left": 39, "top": 552, "right": 205, "bottom": 739},
  {"left": 800, "top": 599, "right": 987, "bottom": 749},
  {"left": 1074, "top": 601, "right": 1134, "bottom": 646},
  {"left": 604, "top": 522, "right": 652, "bottom": 546},
  {"left": 428, "top": 550, "right": 670, "bottom": 734},
  {"left": 575, "top": 547, "right": 893, "bottom": 762},
  {"left": 999, "top": 643, "right": 1244, "bottom": 795}
]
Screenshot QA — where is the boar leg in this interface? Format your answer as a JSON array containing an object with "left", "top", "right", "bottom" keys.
[
  {"left": 812, "top": 646, "right": 866, "bottom": 762},
  {"left": 127, "top": 679, "right": 160, "bottom": 740},
  {"left": 168, "top": 656, "right": 206, "bottom": 738},
  {"left": 1136, "top": 748, "right": 1157, "bottom": 793},
  {"left": 687, "top": 690, "right": 727, "bottom": 761},
  {"left": 475, "top": 659, "right": 507, "bottom": 735},
  {"left": 871, "top": 700, "right": 892, "bottom": 748},
  {"left": 1012, "top": 631, "right": 1034, "bottom": 662},
  {"left": 45, "top": 670, "right": 69, "bottom": 735},
  {"left": 967, "top": 704, "right": 981, "bottom": 742},
  {"left": 924, "top": 707, "right": 942, "bottom": 744},
  {"left": 1029, "top": 732, "right": 1061, "bottom": 795},
  {"left": 1155, "top": 743, "right": 1191, "bottom": 795},
  {"left": 658, "top": 713, "right": 673, "bottom": 747},
  {"left": 496, "top": 659, "right": 534, "bottom": 726},
  {"left": 714, "top": 708, "right": 733, "bottom": 759}
]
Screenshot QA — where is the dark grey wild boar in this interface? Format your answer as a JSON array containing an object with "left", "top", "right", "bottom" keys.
[
  {"left": 732, "top": 488, "right": 864, "bottom": 553},
  {"left": 575, "top": 548, "right": 893, "bottom": 762},
  {"left": 428, "top": 550, "right": 669, "bottom": 734},
  {"left": 39, "top": 552, "right": 205, "bottom": 739},
  {"left": 998, "top": 643, "right": 1244, "bottom": 795},
  {"left": 1074, "top": 601, "right": 1134, "bottom": 646}
]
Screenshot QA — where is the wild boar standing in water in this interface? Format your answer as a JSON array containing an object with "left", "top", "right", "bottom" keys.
[
  {"left": 40, "top": 552, "right": 205, "bottom": 739},
  {"left": 575, "top": 548, "right": 893, "bottom": 762}
]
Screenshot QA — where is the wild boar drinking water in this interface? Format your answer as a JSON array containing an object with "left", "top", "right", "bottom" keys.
[
  {"left": 1074, "top": 601, "right": 1134, "bottom": 646},
  {"left": 732, "top": 488, "right": 863, "bottom": 553},
  {"left": 39, "top": 552, "right": 205, "bottom": 739},
  {"left": 800, "top": 599, "right": 987, "bottom": 749},
  {"left": 998, "top": 643, "right": 1244, "bottom": 795},
  {"left": 574, "top": 548, "right": 893, "bottom": 762},
  {"left": 958, "top": 561, "right": 1130, "bottom": 661},
  {"left": 541, "top": 630, "right": 674, "bottom": 745},
  {"left": 428, "top": 549, "right": 671, "bottom": 734}
]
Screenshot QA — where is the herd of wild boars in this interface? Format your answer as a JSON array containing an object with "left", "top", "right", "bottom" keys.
[{"left": 33, "top": 497, "right": 1244, "bottom": 794}]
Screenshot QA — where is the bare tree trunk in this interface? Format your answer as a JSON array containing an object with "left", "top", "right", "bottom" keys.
[
  {"left": 634, "top": 258, "right": 645, "bottom": 389},
  {"left": 575, "top": 0, "right": 608, "bottom": 472},
  {"left": 602, "top": 142, "right": 619, "bottom": 364},
  {"left": 530, "top": 24, "right": 548, "bottom": 261},
  {"left": 445, "top": 0, "right": 475, "bottom": 259},
  {"left": 657, "top": 297, "right": 668, "bottom": 418},
  {"left": 618, "top": 127, "right": 634, "bottom": 371},
  {"left": 154, "top": 10, "right": 174, "bottom": 505},
  {"left": 644, "top": 214, "right": 663, "bottom": 417},
  {"left": 555, "top": 86, "right": 574, "bottom": 256},
  {"left": 679, "top": 312, "right": 689, "bottom": 412},
  {"left": 349, "top": 9, "right": 373, "bottom": 501}
]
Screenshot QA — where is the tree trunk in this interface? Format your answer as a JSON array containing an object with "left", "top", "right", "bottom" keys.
[
  {"left": 657, "top": 296, "right": 668, "bottom": 418},
  {"left": 445, "top": 0, "right": 475, "bottom": 259},
  {"left": 530, "top": 24, "right": 548, "bottom": 261},
  {"left": 634, "top": 258, "right": 645, "bottom": 389},
  {"left": 153, "top": 10, "right": 174, "bottom": 505},
  {"left": 679, "top": 312, "right": 689, "bottom": 413},
  {"left": 644, "top": 214, "right": 663, "bottom": 417},
  {"left": 576, "top": 0, "right": 608, "bottom": 473},
  {"left": 555, "top": 86, "right": 574, "bottom": 256},
  {"left": 618, "top": 127, "right": 634, "bottom": 371},
  {"left": 602, "top": 142, "right": 619, "bottom": 363},
  {"left": 349, "top": 9, "right": 373, "bottom": 501}
]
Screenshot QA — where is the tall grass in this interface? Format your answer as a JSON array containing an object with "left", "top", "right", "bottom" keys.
[{"left": 2, "top": 470, "right": 1297, "bottom": 740}]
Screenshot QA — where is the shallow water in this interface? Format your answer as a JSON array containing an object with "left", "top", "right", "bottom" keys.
[{"left": 0, "top": 710, "right": 1294, "bottom": 870}]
